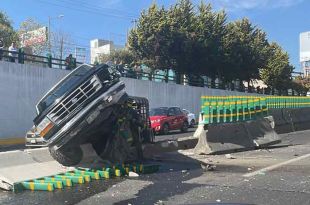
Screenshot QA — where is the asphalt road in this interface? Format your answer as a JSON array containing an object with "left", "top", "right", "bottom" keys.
[{"left": 1, "top": 129, "right": 310, "bottom": 205}]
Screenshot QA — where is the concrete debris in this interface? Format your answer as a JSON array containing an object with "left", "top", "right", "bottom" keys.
[
  {"left": 128, "top": 171, "right": 139, "bottom": 177},
  {"left": 225, "top": 154, "right": 236, "bottom": 159},
  {"left": 201, "top": 163, "right": 216, "bottom": 171}
]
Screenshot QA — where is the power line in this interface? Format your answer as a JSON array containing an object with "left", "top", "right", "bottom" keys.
[
  {"left": 36, "top": 0, "right": 137, "bottom": 20},
  {"left": 54, "top": 0, "right": 137, "bottom": 17}
]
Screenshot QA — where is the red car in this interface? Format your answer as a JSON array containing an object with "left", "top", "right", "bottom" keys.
[{"left": 150, "top": 107, "right": 188, "bottom": 135}]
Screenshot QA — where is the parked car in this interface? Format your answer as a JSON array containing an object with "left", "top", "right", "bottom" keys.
[
  {"left": 150, "top": 107, "right": 188, "bottom": 135},
  {"left": 182, "top": 109, "right": 196, "bottom": 127}
]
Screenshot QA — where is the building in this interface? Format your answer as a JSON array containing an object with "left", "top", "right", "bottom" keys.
[
  {"left": 90, "top": 39, "right": 124, "bottom": 64},
  {"left": 300, "top": 31, "right": 310, "bottom": 77}
]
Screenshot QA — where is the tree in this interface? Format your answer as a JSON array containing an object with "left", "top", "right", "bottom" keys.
[
  {"left": 99, "top": 49, "right": 135, "bottom": 66},
  {"left": 223, "top": 18, "right": 269, "bottom": 83},
  {"left": 292, "top": 76, "right": 310, "bottom": 94},
  {"left": 260, "top": 42, "right": 293, "bottom": 94},
  {"left": 0, "top": 11, "right": 18, "bottom": 48},
  {"left": 195, "top": 3, "right": 227, "bottom": 79},
  {"left": 128, "top": 3, "right": 172, "bottom": 70}
]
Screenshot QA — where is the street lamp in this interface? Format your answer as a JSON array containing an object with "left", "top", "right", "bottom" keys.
[{"left": 48, "top": 14, "right": 64, "bottom": 55}]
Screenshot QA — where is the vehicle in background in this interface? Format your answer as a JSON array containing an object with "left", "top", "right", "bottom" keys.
[
  {"left": 182, "top": 109, "right": 196, "bottom": 127},
  {"left": 150, "top": 107, "right": 188, "bottom": 135}
]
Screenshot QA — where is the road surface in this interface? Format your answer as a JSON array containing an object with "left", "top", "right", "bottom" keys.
[{"left": 1, "top": 129, "right": 310, "bottom": 205}]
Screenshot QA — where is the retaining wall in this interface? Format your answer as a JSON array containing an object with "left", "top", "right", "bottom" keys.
[{"left": 0, "top": 61, "right": 255, "bottom": 139}]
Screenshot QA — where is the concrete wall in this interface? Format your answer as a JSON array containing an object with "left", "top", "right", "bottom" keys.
[{"left": 0, "top": 61, "right": 254, "bottom": 139}]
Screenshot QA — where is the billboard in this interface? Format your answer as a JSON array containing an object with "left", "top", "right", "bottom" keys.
[
  {"left": 20, "top": 27, "right": 48, "bottom": 47},
  {"left": 300, "top": 31, "right": 310, "bottom": 62}
]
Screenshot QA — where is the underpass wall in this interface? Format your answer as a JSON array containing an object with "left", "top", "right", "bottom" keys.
[{"left": 0, "top": 61, "right": 254, "bottom": 139}]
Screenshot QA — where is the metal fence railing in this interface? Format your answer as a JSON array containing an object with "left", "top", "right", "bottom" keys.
[
  {"left": 0, "top": 49, "right": 307, "bottom": 96},
  {"left": 0, "top": 49, "right": 83, "bottom": 70},
  {"left": 201, "top": 96, "right": 268, "bottom": 125},
  {"left": 200, "top": 95, "right": 310, "bottom": 125}
]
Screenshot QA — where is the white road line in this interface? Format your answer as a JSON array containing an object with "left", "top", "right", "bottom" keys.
[{"left": 243, "top": 153, "right": 310, "bottom": 178}]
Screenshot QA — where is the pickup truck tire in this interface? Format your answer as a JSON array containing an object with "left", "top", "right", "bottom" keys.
[{"left": 49, "top": 145, "right": 83, "bottom": 166}]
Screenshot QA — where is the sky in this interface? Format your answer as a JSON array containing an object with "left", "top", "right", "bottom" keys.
[{"left": 0, "top": 0, "right": 309, "bottom": 71}]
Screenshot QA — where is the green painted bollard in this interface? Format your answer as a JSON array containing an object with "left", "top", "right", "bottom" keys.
[
  {"left": 75, "top": 170, "right": 101, "bottom": 180},
  {"left": 56, "top": 174, "right": 85, "bottom": 184},
  {"left": 22, "top": 181, "right": 54, "bottom": 191},
  {"left": 44, "top": 177, "right": 72, "bottom": 187},
  {"left": 34, "top": 179, "right": 63, "bottom": 189},
  {"left": 65, "top": 172, "right": 91, "bottom": 182}
]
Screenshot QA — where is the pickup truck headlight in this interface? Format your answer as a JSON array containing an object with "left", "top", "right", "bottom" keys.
[{"left": 36, "top": 117, "right": 54, "bottom": 137}]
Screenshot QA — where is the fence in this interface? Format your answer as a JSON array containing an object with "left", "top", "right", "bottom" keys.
[
  {"left": 266, "top": 96, "right": 310, "bottom": 109},
  {"left": 201, "top": 96, "right": 268, "bottom": 124},
  {"left": 201, "top": 96, "right": 310, "bottom": 125},
  {"left": 0, "top": 49, "right": 83, "bottom": 70},
  {"left": 0, "top": 49, "right": 305, "bottom": 95}
]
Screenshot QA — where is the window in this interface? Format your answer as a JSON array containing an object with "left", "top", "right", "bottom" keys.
[
  {"left": 174, "top": 107, "right": 183, "bottom": 115},
  {"left": 168, "top": 108, "right": 176, "bottom": 116},
  {"left": 150, "top": 108, "right": 168, "bottom": 116},
  {"left": 37, "top": 65, "right": 92, "bottom": 113}
]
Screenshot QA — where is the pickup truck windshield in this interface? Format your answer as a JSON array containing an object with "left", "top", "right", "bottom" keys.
[{"left": 36, "top": 65, "right": 92, "bottom": 114}]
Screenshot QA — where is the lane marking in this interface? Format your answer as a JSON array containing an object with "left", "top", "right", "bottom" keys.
[{"left": 243, "top": 153, "right": 310, "bottom": 178}]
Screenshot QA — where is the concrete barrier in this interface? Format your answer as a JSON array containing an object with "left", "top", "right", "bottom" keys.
[
  {"left": 269, "top": 108, "right": 310, "bottom": 134},
  {"left": 244, "top": 117, "right": 281, "bottom": 147},
  {"left": 194, "top": 117, "right": 280, "bottom": 155}
]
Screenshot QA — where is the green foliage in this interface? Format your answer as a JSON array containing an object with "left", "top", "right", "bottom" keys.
[
  {"left": 0, "top": 11, "right": 18, "bottom": 47},
  {"left": 128, "top": 0, "right": 275, "bottom": 86},
  {"left": 99, "top": 49, "right": 135, "bottom": 66},
  {"left": 293, "top": 76, "right": 310, "bottom": 93},
  {"left": 260, "top": 42, "right": 293, "bottom": 93}
]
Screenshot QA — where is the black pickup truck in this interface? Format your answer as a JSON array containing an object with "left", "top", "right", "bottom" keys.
[{"left": 26, "top": 64, "right": 153, "bottom": 166}]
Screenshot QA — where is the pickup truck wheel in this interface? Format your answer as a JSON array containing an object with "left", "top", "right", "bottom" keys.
[
  {"left": 49, "top": 145, "right": 83, "bottom": 166},
  {"left": 181, "top": 121, "right": 189, "bottom": 133}
]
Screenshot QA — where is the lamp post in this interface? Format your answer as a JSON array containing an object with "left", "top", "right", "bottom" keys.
[{"left": 48, "top": 14, "right": 64, "bottom": 55}]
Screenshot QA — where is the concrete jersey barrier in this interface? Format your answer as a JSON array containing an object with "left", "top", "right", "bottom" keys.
[{"left": 194, "top": 117, "right": 280, "bottom": 155}]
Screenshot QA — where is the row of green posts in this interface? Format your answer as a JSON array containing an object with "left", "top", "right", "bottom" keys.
[
  {"left": 14, "top": 164, "right": 159, "bottom": 192},
  {"left": 201, "top": 96, "right": 310, "bottom": 125}
]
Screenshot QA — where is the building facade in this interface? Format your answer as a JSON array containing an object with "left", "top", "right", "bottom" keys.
[
  {"left": 300, "top": 31, "right": 310, "bottom": 77},
  {"left": 90, "top": 39, "right": 124, "bottom": 64}
]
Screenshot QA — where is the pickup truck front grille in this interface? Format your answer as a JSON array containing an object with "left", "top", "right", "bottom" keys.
[{"left": 48, "top": 75, "right": 102, "bottom": 124}]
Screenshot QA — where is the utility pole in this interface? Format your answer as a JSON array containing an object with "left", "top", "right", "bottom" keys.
[
  {"left": 48, "top": 16, "right": 51, "bottom": 55},
  {"left": 60, "top": 36, "right": 63, "bottom": 69},
  {"left": 126, "top": 19, "right": 138, "bottom": 46}
]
